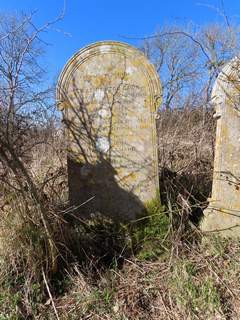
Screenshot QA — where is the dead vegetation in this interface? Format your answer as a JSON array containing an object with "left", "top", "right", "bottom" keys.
[
  {"left": 42, "top": 238, "right": 240, "bottom": 320},
  {"left": 1, "top": 106, "right": 238, "bottom": 320},
  {"left": 158, "top": 107, "right": 216, "bottom": 225},
  {"left": 1, "top": 10, "right": 240, "bottom": 320}
]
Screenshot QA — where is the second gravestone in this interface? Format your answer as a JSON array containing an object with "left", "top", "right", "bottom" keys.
[
  {"left": 202, "top": 57, "right": 240, "bottom": 236},
  {"left": 57, "top": 41, "right": 161, "bottom": 221}
]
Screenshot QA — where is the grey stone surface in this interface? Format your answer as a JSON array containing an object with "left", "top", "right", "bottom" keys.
[
  {"left": 57, "top": 41, "right": 162, "bottom": 221},
  {"left": 202, "top": 57, "right": 240, "bottom": 236}
]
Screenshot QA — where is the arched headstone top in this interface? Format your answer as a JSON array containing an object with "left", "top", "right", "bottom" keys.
[
  {"left": 57, "top": 41, "right": 162, "bottom": 113},
  {"left": 212, "top": 57, "right": 240, "bottom": 118}
]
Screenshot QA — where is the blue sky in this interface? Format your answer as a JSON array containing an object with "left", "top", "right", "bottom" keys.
[{"left": 1, "top": 0, "right": 240, "bottom": 81}]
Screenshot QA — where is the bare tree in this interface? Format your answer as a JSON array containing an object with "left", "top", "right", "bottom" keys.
[
  {"left": 141, "top": 22, "right": 239, "bottom": 110},
  {"left": 0, "top": 12, "right": 63, "bottom": 274}
]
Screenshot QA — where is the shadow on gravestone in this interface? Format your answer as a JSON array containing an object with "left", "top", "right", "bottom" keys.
[
  {"left": 67, "top": 157, "right": 145, "bottom": 221},
  {"left": 57, "top": 41, "right": 161, "bottom": 221}
]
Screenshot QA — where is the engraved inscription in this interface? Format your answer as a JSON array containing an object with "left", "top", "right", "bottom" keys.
[{"left": 57, "top": 41, "right": 161, "bottom": 220}]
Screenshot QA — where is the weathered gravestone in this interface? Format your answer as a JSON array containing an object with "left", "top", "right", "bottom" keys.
[
  {"left": 202, "top": 57, "right": 240, "bottom": 236},
  {"left": 57, "top": 41, "right": 161, "bottom": 221}
]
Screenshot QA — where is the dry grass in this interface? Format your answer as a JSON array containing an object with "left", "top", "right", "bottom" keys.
[
  {"left": 158, "top": 107, "right": 216, "bottom": 224},
  {"left": 1, "top": 107, "right": 239, "bottom": 320},
  {"left": 39, "top": 238, "right": 240, "bottom": 320},
  {"left": 158, "top": 107, "right": 215, "bottom": 174}
]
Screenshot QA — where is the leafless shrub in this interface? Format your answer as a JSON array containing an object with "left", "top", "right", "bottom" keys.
[
  {"left": 157, "top": 107, "right": 216, "bottom": 225},
  {"left": 141, "top": 22, "right": 240, "bottom": 110},
  {"left": 1, "top": 5, "right": 240, "bottom": 319},
  {"left": 0, "top": 11, "right": 71, "bottom": 318},
  {"left": 140, "top": 21, "right": 240, "bottom": 223}
]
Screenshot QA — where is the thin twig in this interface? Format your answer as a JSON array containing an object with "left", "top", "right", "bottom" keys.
[{"left": 42, "top": 268, "right": 60, "bottom": 320}]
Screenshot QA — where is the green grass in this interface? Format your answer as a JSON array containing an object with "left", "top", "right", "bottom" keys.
[
  {"left": 169, "top": 259, "right": 222, "bottom": 317},
  {"left": 130, "top": 197, "right": 170, "bottom": 260}
]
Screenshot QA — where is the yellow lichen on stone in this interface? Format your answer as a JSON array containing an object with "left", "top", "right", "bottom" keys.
[
  {"left": 57, "top": 41, "right": 162, "bottom": 220},
  {"left": 202, "top": 57, "right": 240, "bottom": 237}
]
